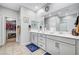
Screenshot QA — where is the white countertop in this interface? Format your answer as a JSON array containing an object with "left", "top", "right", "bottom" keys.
[{"left": 30, "top": 30, "right": 79, "bottom": 39}]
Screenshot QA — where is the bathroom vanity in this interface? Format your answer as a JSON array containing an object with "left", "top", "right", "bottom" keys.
[
  {"left": 29, "top": 4, "right": 79, "bottom": 55},
  {"left": 30, "top": 31, "right": 79, "bottom": 55}
]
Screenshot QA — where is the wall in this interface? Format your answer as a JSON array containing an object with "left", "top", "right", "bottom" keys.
[
  {"left": 37, "top": 3, "right": 74, "bottom": 16},
  {"left": 0, "top": 6, "right": 20, "bottom": 25},
  {"left": 20, "top": 7, "right": 36, "bottom": 45},
  {"left": 49, "top": 3, "right": 74, "bottom": 13},
  {"left": 0, "top": 6, "right": 19, "bottom": 18},
  {"left": 0, "top": 6, "right": 19, "bottom": 44}
]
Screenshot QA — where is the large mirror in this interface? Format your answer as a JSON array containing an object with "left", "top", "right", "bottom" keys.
[
  {"left": 48, "top": 16, "right": 60, "bottom": 32},
  {"left": 47, "top": 14, "right": 78, "bottom": 33},
  {"left": 59, "top": 14, "right": 77, "bottom": 33},
  {"left": 43, "top": 4, "right": 79, "bottom": 33}
]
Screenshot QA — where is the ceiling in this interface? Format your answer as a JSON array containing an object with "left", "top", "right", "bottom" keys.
[{"left": 0, "top": 3, "right": 46, "bottom": 11}]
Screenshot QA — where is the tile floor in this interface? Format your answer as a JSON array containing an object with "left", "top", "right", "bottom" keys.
[{"left": 0, "top": 40, "right": 46, "bottom": 55}]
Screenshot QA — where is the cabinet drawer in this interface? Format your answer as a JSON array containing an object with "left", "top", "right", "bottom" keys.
[
  {"left": 38, "top": 37, "right": 45, "bottom": 44},
  {"left": 37, "top": 33, "right": 46, "bottom": 38},
  {"left": 41, "top": 34, "right": 47, "bottom": 38},
  {"left": 47, "top": 35, "right": 75, "bottom": 45},
  {"left": 38, "top": 42, "right": 45, "bottom": 50}
]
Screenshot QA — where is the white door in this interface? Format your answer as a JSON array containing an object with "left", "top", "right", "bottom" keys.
[
  {"left": 21, "top": 22, "right": 30, "bottom": 44},
  {"left": 46, "top": 39, "right": 60, "bottom": 55},
  {"left": 60, "top": 43, "right": 75, "bottom": 55}
]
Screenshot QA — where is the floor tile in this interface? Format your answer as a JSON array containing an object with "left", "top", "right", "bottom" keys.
[{"left": 0, "top": 38, "right": 46, "bottom": 55}]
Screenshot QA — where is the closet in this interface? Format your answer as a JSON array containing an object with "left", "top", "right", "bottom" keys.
[{"left": 6, "top": 17, "right": 16, "bottom": 43}]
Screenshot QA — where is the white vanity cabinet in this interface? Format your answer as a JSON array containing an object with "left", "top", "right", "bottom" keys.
[
  {"left": 59, "top": 42, "right": 75, "bottom": 55},
  {"left": 30, "top": 32, "right": 34, "bottom": 42},
  {"left": 30, "top": 32, "right": 79, "bottom": 55},
  {"left": 37, "top": 33, "right": 46, "bottom": 50},
  {"left": 31, "top": 32, "right": 38, "bottom": 45},
  {"left": 46, "top": 38, "right": 60, "bottom": 55},
  {"left": 38, "top": 37, "right": 46, "bottom": 50},
  {"left": 46, "top": 35, "right": 75, "bottom": 55}
]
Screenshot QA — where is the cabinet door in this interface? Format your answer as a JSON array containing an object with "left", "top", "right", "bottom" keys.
[
  {"left": 31, "top": 33, "right": 38, "bottom": 45},
  {"left": 38, "top": 42, "right": 46, "bottom": 50},
  {"left": 33, "top": 33, "right": 38, "bottom": 45},
  {"left": 30, "top": 32, "right": 34, "bottom": 43},
  {"left": 60, "top": 43, "right": 75, "bottom": 55},
  {"left": 38, "top": 37, "right": 45, "bottom": 44},
  {"left": 46, "top": 39, "right": 60, "bottom": 55},
  {"left": 38, "top": 37, "right": 46, "bottom": 50}
]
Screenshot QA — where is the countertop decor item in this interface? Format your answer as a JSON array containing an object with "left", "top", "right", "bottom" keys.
[
  {"left": 74, "top": 16, "right": 79, "bottom": 36},
  {"left": 72, "top": 29, "right": 78, "bottom": 36}
]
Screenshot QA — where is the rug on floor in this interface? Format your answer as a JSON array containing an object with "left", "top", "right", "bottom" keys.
[
  {"left": 44, "top": 52, "right": 51, "bottom": 55},
  {"left": 26, "top": 43, "right": 39, "bottom": 52}
]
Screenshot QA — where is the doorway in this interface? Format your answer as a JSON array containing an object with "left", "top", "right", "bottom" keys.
[{"left": 6, "top": 17, "right": 16, "bottom": 43}]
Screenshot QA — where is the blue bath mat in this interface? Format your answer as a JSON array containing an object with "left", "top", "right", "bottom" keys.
[
  {"left": 44, "top": 52, "right": 51, "bottom": 55},
  {"left": 26, "top": 43, "right": 39, "bottom": 52}
]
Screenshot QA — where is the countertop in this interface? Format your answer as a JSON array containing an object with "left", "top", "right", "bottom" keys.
[{"left": 30, "top": 30, "right": 79, "bottom": 39}]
